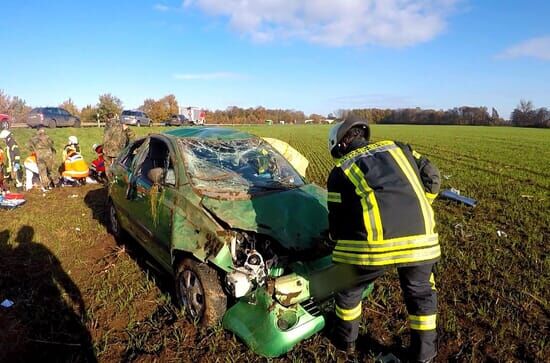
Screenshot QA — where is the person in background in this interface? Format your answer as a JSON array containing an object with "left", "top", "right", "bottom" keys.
[
  {"left": 0, "top": 127, "right": 23, "bottom": 191},
  {"left": 89, "top": 144, "right": 106, "bottom": 183},
  {"left": 102, "top": 112, "right": 129, "bottom": 175},
  {"left": 28, "top": 128, "right": 60, "bottom": 190},
  {"left": 62, "top": 136, "right": 81, "bottom": 160},
  {"left": 326, "top": 115, "right": 441, "bottom": 363}
]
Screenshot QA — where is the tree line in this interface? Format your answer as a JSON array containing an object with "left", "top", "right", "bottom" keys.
[{"left": 0, "top": 89, "right": 548, "bottom": 128}]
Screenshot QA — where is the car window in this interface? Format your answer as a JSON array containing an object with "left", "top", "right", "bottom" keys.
[
  {"left": 135, "top": 138, "right": 176, "bottom": 187},
  {"left": 118, "top": 139, "right": 146, "bottom": 169},
  {"left": 178, "top": 138, "right": 304, "bottom": 197},
  {"left": 122, "top": 110, "right": 132, "bottom": 116}
]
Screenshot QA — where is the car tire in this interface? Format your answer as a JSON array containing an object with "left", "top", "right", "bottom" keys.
[
  {"left": 49, "top": 119, "right": 57, "bottom": 128},
  {"left": 175, "top": 259, "right": 227, "bottom": 326},
  {"left": 136, "top": 121, "right": 141, "bottom": 127},
  {"left": 107, "top": 199, "right": 122, "bottom": 239},
  {"left": 74, "top": 119, "right": 81, "bottom": 128}
]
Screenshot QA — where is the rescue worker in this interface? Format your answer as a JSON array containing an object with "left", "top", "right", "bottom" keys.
[
  {"left": 0, "top": 127, "right": 23, "bottom": 191},
  {"left": 327, "top": 115, "right": 441, "bottom": 363},
  {"left": 28, "top": 128, "right": 60, "bottom": 189},
  {"left": 89, "top": 144, "right": 106, "bottom": 182},
  {"left": 62, "top": 135, "right": 81, "bottom": 160},
  {"left": 102, "top": 113, "right": 131, "bottom": 174}
]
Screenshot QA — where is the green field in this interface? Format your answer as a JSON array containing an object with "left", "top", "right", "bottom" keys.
[{"left": 1, "top": 125, "right": 549, "bottom": 362}]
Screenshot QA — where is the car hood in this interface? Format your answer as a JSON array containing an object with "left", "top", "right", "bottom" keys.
[{"left": 200, "top": 184, "right": 329, "bottom": 250}]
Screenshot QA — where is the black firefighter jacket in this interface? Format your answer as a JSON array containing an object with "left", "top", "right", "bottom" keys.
[{"left": 327, "top": 140, "right": 441, "bottom": 268}]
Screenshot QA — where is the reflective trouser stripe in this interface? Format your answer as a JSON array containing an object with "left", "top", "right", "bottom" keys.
[
  {"left": 333, "top": 244, "right": 441, "bottom": 266},
  {"left": 343, "top": 163, "right": 383, "bottom": 242},
  {"left": 412, "top": 150, "right": 422, "bottom": 159},
  {"left": 409, "top": 314, "right": 437, "bottom": 331},
  {"left": 425, "top": 192, "right": 437, "bottom": 205},
  {"left": 335, "top": 234, "right": 438, "bottom": 253},
  {"left": 336, "top": 302, "right": 362, "bottom": 321},
  {"left": 429, "top": 273, "right": 436, "bottom": 291},
  {"left": 327, "top": 192, "right": 342, "bottom": 203},
  {"left": 388, "top": 148, "right": 435, "bottom": 234}
]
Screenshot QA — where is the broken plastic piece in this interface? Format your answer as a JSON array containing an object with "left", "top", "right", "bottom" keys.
[
  {"left": 497, "top": 230, "right": 508, "bottom": 238},
  {"left": 439, "top": 189, "right": 477, "bottom": 207},
  {"left": 1, "top": 299, "right": 14, "bottom": 308}
]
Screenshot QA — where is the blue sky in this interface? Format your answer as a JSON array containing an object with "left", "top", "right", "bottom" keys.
[{"left": 0, "top": 0, "right": 548, "bottom": 118}]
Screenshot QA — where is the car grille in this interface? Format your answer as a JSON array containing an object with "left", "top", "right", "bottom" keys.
[{"left": 301, "top": 298, "right": 322, "bottom": 317}]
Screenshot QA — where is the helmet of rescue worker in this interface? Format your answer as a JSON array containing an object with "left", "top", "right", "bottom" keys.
[
  {"left": 93, "top": 143, "right": 103, "bottom": 153},
  {"left": 0, "top": 129, "right": 11, "bottom": 139},
  {"left": 328, "top": 114, "right": 370, "bottom": 158},
  {"left": 68, "top": 136, "right": 78, "bottom": 145}
]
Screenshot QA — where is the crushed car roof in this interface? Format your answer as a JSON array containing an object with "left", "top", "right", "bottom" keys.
[{"left": 164, "top": 127, "right": 254, "bottom": 140}]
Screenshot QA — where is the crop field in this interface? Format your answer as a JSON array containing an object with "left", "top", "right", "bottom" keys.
[{"left": 1, "top": 124, "right": 548, "bottom": 362}]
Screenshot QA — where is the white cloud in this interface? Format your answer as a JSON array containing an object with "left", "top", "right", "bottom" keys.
[
  {"left": 182, "top": 0, "right": 458, "bottom": 47},
  {"left": 173, "top": 72, "right": 245, "bottom": 80},
  {"left": 153, "top": 3, "right": 171, "bottom": 12},
  {"left": 499, "top": 36, "right": 550, "bottom": 61}
]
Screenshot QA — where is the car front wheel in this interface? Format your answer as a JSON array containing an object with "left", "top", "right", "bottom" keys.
[
  {"left": 49, "top": 119, "right": 57, "bottom": 128},
  {"left": 175, "top": 259, "right": 227, "bottom": 326}
]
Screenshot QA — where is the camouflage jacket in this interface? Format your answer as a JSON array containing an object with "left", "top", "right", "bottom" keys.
[
  {"left": 28, "top": 134, "right": 56, "bottom": 157},
  {"left": 103, "top": 123, "right": 128, "bottom": 158}
]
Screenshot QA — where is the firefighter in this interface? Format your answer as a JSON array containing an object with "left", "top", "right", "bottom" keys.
[
  {"left": 0, "top": 127, "right": 23, "bottom": 191},
  {"left": 28, "top": 128, "right": 60, "bottom": 189},
  {"left": 327, "top": 115, "right": 441, "bottom": 362}
]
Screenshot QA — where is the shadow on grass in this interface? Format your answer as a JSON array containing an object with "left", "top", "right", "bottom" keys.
[{"left": 0, "top": 226, "right": 96, "bottom": 363}]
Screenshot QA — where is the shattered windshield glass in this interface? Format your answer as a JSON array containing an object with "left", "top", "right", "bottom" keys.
[{"left": 179, "top": 138, "right": 305, "bottom": 197}]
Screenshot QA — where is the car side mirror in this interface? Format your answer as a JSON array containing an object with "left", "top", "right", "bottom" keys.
[{"left": 148, "top": 167, "right": 164, "bottom": 185}]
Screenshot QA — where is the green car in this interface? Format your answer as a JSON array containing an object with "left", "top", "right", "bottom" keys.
[{"left": 107, "top": 127, "right": 371, "bottom": 357}]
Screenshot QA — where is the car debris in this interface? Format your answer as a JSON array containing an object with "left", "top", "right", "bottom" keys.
[
  {"left": 439, "top": 189, "right": 477, "bottom": 207},
  {"left": 1, "top": 299, "right": 14, "bottom": 308},
  {"left": 497, "top": 230, "right": 508, "bottom": 238}
]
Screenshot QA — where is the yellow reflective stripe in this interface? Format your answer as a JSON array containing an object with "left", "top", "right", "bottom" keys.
[
  {"left": 327, "top": 192, "right": 342, "bottom": 203},
  {"left": 429, "top": 273, "right": 436, "bottom": 291},
  {"left": 425, "top": 192, "right": 437, "bottom": 205},
  {"left": 335, "top": 235, "right": 438, "bottom": 253},
  {"left": 335, "top": 140, "right": 396, "bottom": 167},
  {"left": 388, "top": 148, "right": 434, "bottom": 234},
  {"left": 348, "top": 164, "right": 383, "bottom": 240},
  {"left": 337, "top": 233, "right": 438, "bottom": 246},
  {"left": 409, "top": 314, "right": 437, "bottom": 331},
  {"left": 343, "top": 167, "right": 376, "bottom": 242},
  {"left": 336, "top": 303, "right": 362, "bottom": 321},
  {"left": 333, "top": 245, "right": 441, "bottom": 266},
  {"left": 412, "top": 150, "right": 422, "bottom": 159}
]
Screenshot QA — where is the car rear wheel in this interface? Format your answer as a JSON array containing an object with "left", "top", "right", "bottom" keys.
[
  {"left": 49, "top": 119, "right": 57, "bottom": 128},
  {"left": 136, "top": 121, "right": 141, "bottom": 127},
  {"left": 74, "top": 119, "right": 81, "bottom": 128},
  {"left": 175, "top": 259, "right": 227, "bottom": 326},
  {"left": 107, "top": 200, "right": 122, "bottom": 238}
]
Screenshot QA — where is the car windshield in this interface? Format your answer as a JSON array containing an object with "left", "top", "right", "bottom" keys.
[{"left": 178, "top": 138, "right": 305, "bottom": 197}]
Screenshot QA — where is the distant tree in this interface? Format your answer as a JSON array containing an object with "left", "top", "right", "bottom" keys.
[
  {"left": 80, "top": 104, "right": 98, "bottom": 124},
  {"left": 139, "top": 94, "right": 179, "bottom": 123},
  {"left": 97, "top": 93, "right": 123, "bottom": 122},
  {"left": 0, "top": 90, "right": 31, "bottom": 123},
  {"left": 59, "top": 98, "right": 80, "bottom": 117}
]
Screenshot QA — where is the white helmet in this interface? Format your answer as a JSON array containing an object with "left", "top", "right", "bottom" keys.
[
  {"left": 68, "top": 136, "right": 78, "bottom": 145},
  {"left": 328, "top": 115, "right": 370, "bottom": 158},
  {"left": 0, "top": 129, "right": 10, "bottom": 139}
]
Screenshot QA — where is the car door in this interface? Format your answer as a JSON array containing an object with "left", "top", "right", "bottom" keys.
[
  {"left": 125, "top": 137, "right": 177, "bottom": 270},
  {"left": 59, "top": 109, "right": 70, "bottom": 126},
  {"left": 109, "top": 138, "right": 148, "bottom": 235}
]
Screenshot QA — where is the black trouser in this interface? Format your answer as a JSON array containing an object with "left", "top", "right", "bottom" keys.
[{"left": 334, "top": 263, "right": 437, "bottom": 362}]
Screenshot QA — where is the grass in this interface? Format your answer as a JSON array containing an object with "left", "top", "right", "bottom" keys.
[{"left": 1, "top": 124, "right": 548, "bottom": 362}]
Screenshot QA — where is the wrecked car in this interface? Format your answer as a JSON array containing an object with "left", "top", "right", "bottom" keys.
[{"left": 106, "top": 127, "right": 372, "bottom": 357}]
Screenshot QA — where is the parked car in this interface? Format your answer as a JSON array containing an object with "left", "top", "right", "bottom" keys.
[
  {"left": 27, "top": 107, "right": 81, "bottom": 128},
  {"left": 120, "top": 110, "right": 152, "bottom": 127},
  {"left": 106, "top": 127, "right": 373, "bottom": 357},
  {"left": 164, "top": 114, "right": 189, "bottom": 126},
  {"left": 0, "top": 114, "right": 10, "bottom": 129}
]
